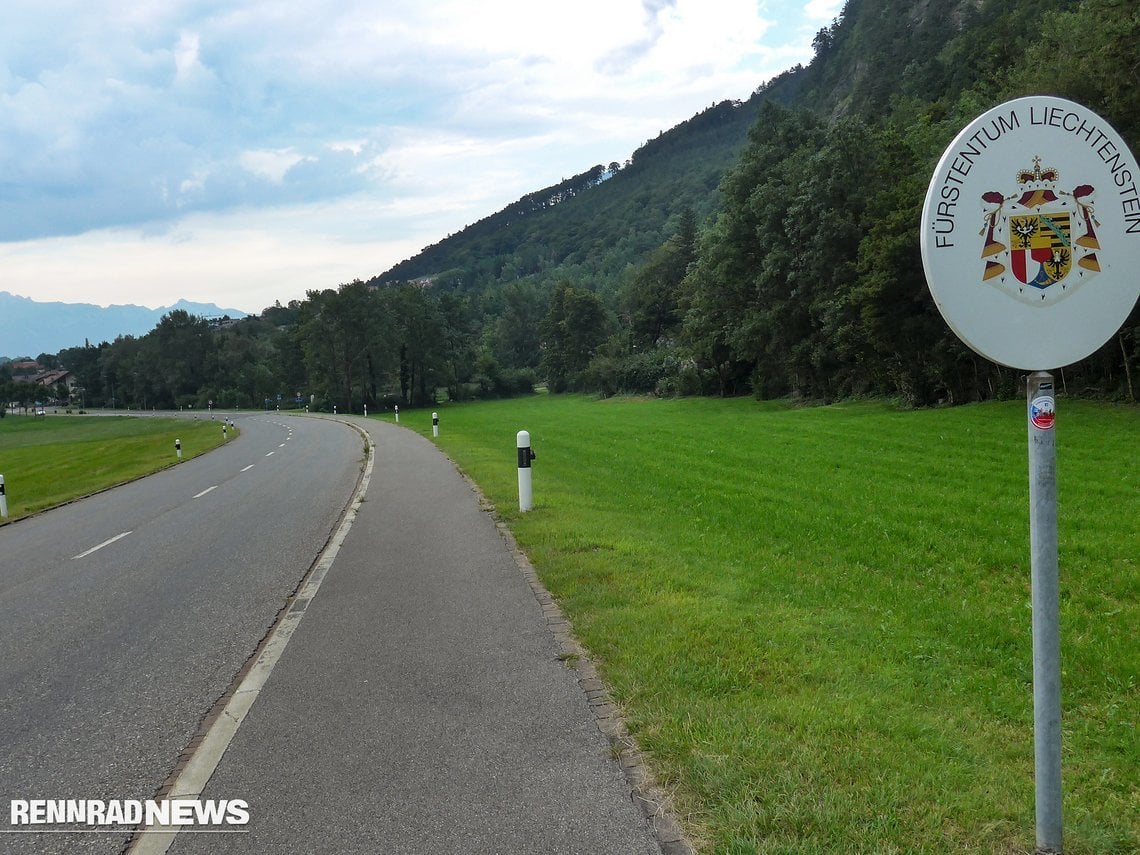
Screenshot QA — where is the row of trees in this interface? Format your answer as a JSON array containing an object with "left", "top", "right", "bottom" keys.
[
  {"left": 674, "top": 99, "right": 1136, "bottom": 404},
  {"left": 1, "top": 266, "right": 666, "bottom": 413},
  {"left": 671, "top": 0, "right": 1139, "bottom": 404},
  {"left": 3, "top": 281, "right": 546, "bottom": 413}
]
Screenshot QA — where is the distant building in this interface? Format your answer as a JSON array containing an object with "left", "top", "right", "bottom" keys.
[
  {"left": 33, "top": 369, "right": 76, "bottom": 394},
  {"left": 10, "top": 361, "right": 41, "bottom": 380}
]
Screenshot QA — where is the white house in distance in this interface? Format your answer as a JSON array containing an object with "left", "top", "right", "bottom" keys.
[
  {"left": 32, "top": 369, "right": 77, "bottom": 396},
  {"left": 5, "top": 362, "right": 79, "bottom": 409}
]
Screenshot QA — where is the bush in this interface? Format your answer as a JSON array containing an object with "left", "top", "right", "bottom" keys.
[
  {"left": 498, "top": 367, "right": 537, "bottom": 397},
  {"left": 581, "top": 348, "right": 686, "bottom": 396},
  {"left": 450, "top": 365, "right": 537, "bottom": 401},
  {"left": 655, "top": 360, "right": 707, "bottom": 397}
]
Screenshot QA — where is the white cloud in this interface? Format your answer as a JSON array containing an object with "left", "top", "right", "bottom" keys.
[
  {"left": 329, "top": 140, "right": 366, "bottom": 156},
  {"left": 173, "top": 31, "right": 203, "bottom": 81},
  {"left": 240, "top": 149, "right": 315, "bottom": 184},
  {"left": 804, "top": 0, "right": 844, "bottom": 23},
  {"left": 0, "top": 0, "right": 827, "bottom": 313},
  {"left": 0, "top": 208, "right": 429, "bottom": 313}
]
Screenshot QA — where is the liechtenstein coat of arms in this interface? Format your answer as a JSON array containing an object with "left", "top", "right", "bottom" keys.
[
  {"left": 979, "top": 156, "right": 1100, "bottom": 303},
  {"left": 923, "top": 96, "right": 1140, "bottom": 371}
]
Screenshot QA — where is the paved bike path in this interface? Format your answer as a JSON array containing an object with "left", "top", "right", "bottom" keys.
[{"left": 169, "top": 418, "right": 663, "bottom": 854}]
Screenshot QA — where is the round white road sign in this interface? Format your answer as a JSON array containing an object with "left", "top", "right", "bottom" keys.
[{"left": 921, "top": 96, "right": 1140, "bottom": 369}]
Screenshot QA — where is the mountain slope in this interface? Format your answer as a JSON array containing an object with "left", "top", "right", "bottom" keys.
[{"left": 370, "top": 94, "right": 781, "bottom": 295}]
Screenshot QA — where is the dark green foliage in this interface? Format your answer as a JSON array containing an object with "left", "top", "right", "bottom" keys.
[
  {"left": 581, "top": 347, "right": 687, "bottom": 397},
  {"left": 487, "top": 281, "right": 547, "bottom": 371},
  {"left": 620, "top": 208, "right": 696, "bottom": 350},
  {"left": 674, "top": 0, "right": 1137, "bottom": 404},
  {"left": 539, "top": 283, "right": 612, "bottom": 392}
]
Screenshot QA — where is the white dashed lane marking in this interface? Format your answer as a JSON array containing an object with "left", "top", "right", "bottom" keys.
[
  {"left": 70, "top": 426, "right": 287, "bottom": 565},
  {"left": 72, "top": 531, "right": 133, "bottom": 560}
]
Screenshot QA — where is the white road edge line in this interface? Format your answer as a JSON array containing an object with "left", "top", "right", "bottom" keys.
[
  {"left": 240, "top": 465, "right": 255, "bottom": 472},
  {"left": 192, "top": 486, "right": 218, "bottom": 499},
  {"left": 265, "top": 451, "right": 275, "bottom": 457},
  {"left": 72, "top": 531, "right": 133, "bottom": 560},
  {"left": 128, "top": 425, "right": 375, "bottom": 855}
]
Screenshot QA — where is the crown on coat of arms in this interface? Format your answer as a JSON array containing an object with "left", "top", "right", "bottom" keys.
[{"left": 1016, "top": 157, "right": 1059, "bottom": 186}]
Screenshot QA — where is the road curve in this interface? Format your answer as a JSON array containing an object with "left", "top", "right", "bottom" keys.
[{"left": 0, "top": 413, "right": 362, "bottom": 855}]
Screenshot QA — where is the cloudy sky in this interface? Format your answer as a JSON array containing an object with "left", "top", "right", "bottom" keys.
[{"left": 1, "top": 1, "right": 842, "bottom": 314}]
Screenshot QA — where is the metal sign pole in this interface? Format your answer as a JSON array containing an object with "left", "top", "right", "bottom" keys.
[
  {"left": 921, "top": 96, "right": 1139, "bottom": 855},
  {"left": 1027, "top": 371, "right": 1062, "bottom": 854}
]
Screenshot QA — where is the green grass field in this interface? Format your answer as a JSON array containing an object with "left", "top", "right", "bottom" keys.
[
  {"left": 394, "top": 394, "right": 1137, "bottom": 854},
  {"left": 0, "top": 414, "right": 230, "bottom": 521}
]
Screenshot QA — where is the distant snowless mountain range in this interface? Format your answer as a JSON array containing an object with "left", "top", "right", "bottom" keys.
[{"left": 0, "top": 291, "right": 247, "bottom": 360}]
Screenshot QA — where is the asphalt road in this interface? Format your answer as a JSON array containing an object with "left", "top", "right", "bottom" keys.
[
  {"left": 1, "top": 413, "right": 665, "bottom": 855},
  {"left": 167, "top": 418, "right": 661, "bottom": 855},
  {"left": 0, "top": 413, "right": 363, "bottom": 855}
]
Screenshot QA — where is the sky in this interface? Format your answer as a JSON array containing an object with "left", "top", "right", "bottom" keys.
[{"left": 0, "top": 1, "right": 843, "bottom": 315}]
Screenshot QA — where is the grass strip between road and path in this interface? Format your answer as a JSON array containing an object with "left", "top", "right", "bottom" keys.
[
  {"left": 0, "top": 414, "right": 232, "bottom": 521},
  {"left": 390, "top": 394, "right": 1137, "bottom": 855}
]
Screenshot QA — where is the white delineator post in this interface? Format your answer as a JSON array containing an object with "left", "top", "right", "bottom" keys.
[
  {"left": 1027, "top": 372, "right": 1062, "bottom": 854},
  {"left": 0, "top": 474, "right": 8, "bottom": 518},
  {"left": 364, "top": 405, "right": 368, "bottom": 418},
  {"left": 394, "top": 405, "right": 399, "bottom": 424},
  {"left": 175, "top": 438, "right": 182, "bottom": 460},
  {"left": 432, "top": 412, "right": 439, "bottom": 438},
  {"left": 516, "top": 430, "right": 535, "bottom": 512}
]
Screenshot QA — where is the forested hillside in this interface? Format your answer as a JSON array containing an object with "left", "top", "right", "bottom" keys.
[
  {"left": 9, "top": 0, "right": 1138, "bottom": 413},
  {"left": 370, "top": 94, "right": 775, "bottom": 293}
]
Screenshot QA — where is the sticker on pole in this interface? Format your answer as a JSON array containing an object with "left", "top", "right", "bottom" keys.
[
  {"left": 921, "top": 96, "right": 1140, "bottom": 370},
  {"left": 1030, "top": 396, "right": 1056, "bottom": 430}
]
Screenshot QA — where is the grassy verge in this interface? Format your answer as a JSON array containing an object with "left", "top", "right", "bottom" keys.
[
  {"left": 393, "top": 395, "right": 1137, "bottom": 854},
  {"left": 0, "top": 414, "right": 231, "bottom": 521}
]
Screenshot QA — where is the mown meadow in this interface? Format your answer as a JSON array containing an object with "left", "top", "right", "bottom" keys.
[
  {"left": 0, "top": 415, "right": 229, "bottom": 521},
  {"left": 397, "top": 394, "right": 1137, "bottom": 854}
]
